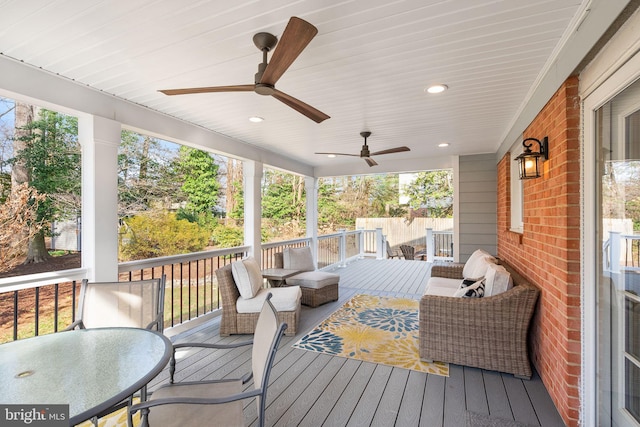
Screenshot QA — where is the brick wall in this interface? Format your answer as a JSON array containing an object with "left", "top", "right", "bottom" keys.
[{"left": 497, "top": 76, "right": 581, "bottom": 427}]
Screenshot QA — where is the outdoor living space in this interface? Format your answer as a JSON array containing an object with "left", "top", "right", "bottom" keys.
[
  {"left": 6, "top": 2, "right": 640, "bottom": 426},
  {"left": 156, "top": 258, "right": 565, "bottom": 427}
]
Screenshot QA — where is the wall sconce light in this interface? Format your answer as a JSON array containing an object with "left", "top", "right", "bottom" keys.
[{"left": 514, "top": 136, "right": 549, "bottom": 179}]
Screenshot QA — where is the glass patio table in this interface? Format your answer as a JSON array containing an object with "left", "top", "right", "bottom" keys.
[{"left": 0, "top": 327, "right": 172, "bottom": 425}]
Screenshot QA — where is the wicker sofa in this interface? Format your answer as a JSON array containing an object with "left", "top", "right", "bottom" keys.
[
  {"left": 419, "top": 260, "right": 539, "bottom": 379},
  {"left": 215, "top": 263, "right": 300, "bottom": 336}
]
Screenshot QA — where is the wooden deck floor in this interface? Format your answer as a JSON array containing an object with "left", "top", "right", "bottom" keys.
[{"left": 151, "top": 259, "right": 565, "bottom": 427}]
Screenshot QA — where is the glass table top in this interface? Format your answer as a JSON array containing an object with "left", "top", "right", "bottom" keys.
[{"left": 0, "top": 327, "right": 171, "bottom": 425}]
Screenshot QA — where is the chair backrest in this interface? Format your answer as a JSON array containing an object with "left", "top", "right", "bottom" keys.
[
  {"left": 77, "top": 276, "right": 165, "bottom": 330},
  {"left": 399, "top": 244, "right": 415, "bottom": 260},
  {"left": 252, "top": 293, "right": 287, "bottom": 426},
  {"left": 216, "top": 263, "right": 240, "bottom": 312},
  {"left": 274, "top": 252, "right": 284, "bottom": 268},
  {"left": 386, "top": 241, "right": 397, "bottom": 257}
]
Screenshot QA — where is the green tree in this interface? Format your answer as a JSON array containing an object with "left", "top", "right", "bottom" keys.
[
  {"left": 12, "top": 109, "right": 80, "bottom": 263},
  {"left": 261, "top": 170, "right": 305, "bottom": 220},
  {"left": 176, "top": 146, "right": 220, "bottom": 215},
  {"left": 318, "top": 178, "right": 346, "bottom": 231},
  {"left": 369, "top": 174, "right": 404, "bottom": 217},
  {"left": 403, "top": 170, "right": 453, "bottom": 217}
]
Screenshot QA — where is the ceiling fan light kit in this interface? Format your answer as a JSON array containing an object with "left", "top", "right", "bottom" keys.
[
  {"left": 316, "top": 131, "right": 410, "bottom": 167},
  {"left": 159, "top": 17, "right": 329, "bottom": 123}
]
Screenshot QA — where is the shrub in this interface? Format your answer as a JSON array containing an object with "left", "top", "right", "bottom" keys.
[
  {"left": 0, "top": 184, "right": 47, "bottom": 272},
  {"left": 119, "top": 212, "right": 208, "bottom": 261},
  {"left": 210, "top": 224, "right": 244, "bottom": 248}
]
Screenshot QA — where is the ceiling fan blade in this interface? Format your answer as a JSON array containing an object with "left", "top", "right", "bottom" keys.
[
  {"left": 370, "top": 146, "right": 411, "bottom": 156},
  {"left": 159, "top": 85, "right": 254, "bottom": 96},
  {"left": 315, "top": 152, "right": 361, "bottom": 157},
  {"left": 260, "top": 17, "right": 318, "bottom": 86},
  {"left": 365, "top": 158, "right": 378, "bottom": 167},
  {"left": 272, "top": 89, "right": 330, "bottom": 123}
]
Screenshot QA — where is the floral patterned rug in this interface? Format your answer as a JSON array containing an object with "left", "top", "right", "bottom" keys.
[
  {"left": 76, "top": 399, "right": 140, "bottom": 427},
  {"left": 293, "top": 294, "right": 449, "bottom": 376}
]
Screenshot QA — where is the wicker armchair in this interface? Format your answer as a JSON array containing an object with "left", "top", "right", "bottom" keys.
[
  {"left": 216, "top": 263, "right": 299, "bottom": 336},
  {"left": 419, "top": 260, "right": 539, "bottom": 379}
]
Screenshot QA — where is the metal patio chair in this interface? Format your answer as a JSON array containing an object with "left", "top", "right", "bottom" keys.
[
  {"left": 66, "top": 276, "right": 166, "bottom": 427},
  {"left": 130, "top": 293, "right": 287, "bottom": 427}
]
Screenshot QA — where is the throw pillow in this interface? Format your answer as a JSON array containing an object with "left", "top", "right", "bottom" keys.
[
  {"left": 484, "top": 263, "right": 513, "bottom": 296},
  {"left": 283, "top": 246, "right": 315, "bottom": 272},
  {"left": 453, "top": 278, "right": 485, "bottom": 298},
  {"left": 462, "top": 249, "right": 497, "bottom": 280},
  {"left": 231, "top": 257, "right": 264, "bottom": 299}
]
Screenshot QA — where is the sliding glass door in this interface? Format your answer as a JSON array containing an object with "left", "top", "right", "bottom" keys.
[{"left": 597, "top": 76, "right": 640, "bottom": 427}]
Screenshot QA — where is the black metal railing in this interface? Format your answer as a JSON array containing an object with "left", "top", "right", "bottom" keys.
[
  {"left": 0, "top": 227, "right": 452, "bottom": 342},
  {"left": 118, "top": 247, "right": 249, "bottom": 329}
]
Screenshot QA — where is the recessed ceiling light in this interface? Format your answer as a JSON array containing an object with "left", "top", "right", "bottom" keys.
[
  {"left": 425, "top": 84, "right": 448, "bottom": 94},
  {"left": 327, "top": 154, "right": 336, "bottom": 158},
  {"left": 248, "top": 116, "right": 264, "bottom": 123},
  {"left": 438, "top": 142, "right": 450, "bottom": 148}
]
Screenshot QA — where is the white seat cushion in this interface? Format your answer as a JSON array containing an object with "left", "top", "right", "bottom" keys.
[
  {"left": 484, "top": 263, "right": 513, "bottom": 296},
  {"left": 286, "top": 271, "right": 339, "bottom": 289},
  {"left": 283, "top": 247, "right": 315, "bottom": 272},
  {"left": 231, "top": 257, "right": 263, "bottom": 299},
  {"left": 424, "top": 285, "right": 460, "bottom": 297},
  {"left": 423, "top": 276, "right": 461, "bottom": 297},
  {"left": 236, "top": 286, "right": 301, "bottom": 313}
]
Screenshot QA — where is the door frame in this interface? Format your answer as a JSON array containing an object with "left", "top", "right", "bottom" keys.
[{"left": 583, "top": 50, "right": 640, "bottom": 426}]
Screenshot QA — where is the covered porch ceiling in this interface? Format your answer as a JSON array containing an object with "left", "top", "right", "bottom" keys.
[{"left": 0, "top": 0, "right": 622, "bottom": 176}]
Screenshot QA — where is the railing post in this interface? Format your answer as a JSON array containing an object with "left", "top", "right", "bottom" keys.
[
  {"left": 357, "top": 227, "right": 365, "bottom": 259},
  {"left": 338, "top": 229, "right": 347, "bottom": 267},
  {"left": 376, "top": 228, "right": 384, "bottom": 259},
  {"left": 610, "top": 231, "right": 621, "bottom": 274},
  {"left": 426, "top": 228, "right": 435, "bottom": 262}
]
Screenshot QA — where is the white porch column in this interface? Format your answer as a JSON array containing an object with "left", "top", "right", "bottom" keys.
[
  {"left": 79, "top": 115, "right": 120, "bottom": 281},
  {"left": 426, "top": 228, "right": 435, "bottom": 263},
  {"left": 376, "top": 228, "right": 384, "bottom": 259},
  {"left": 243, "top": 160, "right": 263, "bottom": 262},
  {"left": 305, "top": 176, "right": 319, "bottom": 268},
  {"left": 452, "top": 155, "right": 460, "bottom": 262}
]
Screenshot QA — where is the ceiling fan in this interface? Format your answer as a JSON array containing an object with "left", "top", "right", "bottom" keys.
[
  {"left": 158, "top": 17, "right": 329, "bottom": 123},
  {"left": 316, "top": 131, "right": 410, "bottom": 167}
]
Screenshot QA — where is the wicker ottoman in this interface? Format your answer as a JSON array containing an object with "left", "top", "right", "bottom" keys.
[
  {"left": 285, "top": 271, "right": 339, "bottom": 307},
  {"left": 274, "top": 251, "right": 340, "bottom": 307}
]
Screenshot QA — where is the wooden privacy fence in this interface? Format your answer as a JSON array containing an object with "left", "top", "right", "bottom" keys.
[{"left": 355, "top": 217, "right": 453, "bottom": 249}]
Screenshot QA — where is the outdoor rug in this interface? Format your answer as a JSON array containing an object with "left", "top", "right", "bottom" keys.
[
  {"left": 292, "top": 294, "right": 449, "bottom": 376},
  {"left": 77, "top": 399, "right": 140, "bottom": 427}
]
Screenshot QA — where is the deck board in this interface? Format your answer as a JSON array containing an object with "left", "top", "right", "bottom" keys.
[
  {"left": 396, "top": 370, "right": 427, "bottom": 426},
  {"left": 420, "top": 373, "right": 446, "bottom": 427},
  {"left": 346, "top": 364, "right": 393, "bottom": 427},
  {"left": 150, "top": 258, "right": 566, "bottom": 427}
]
